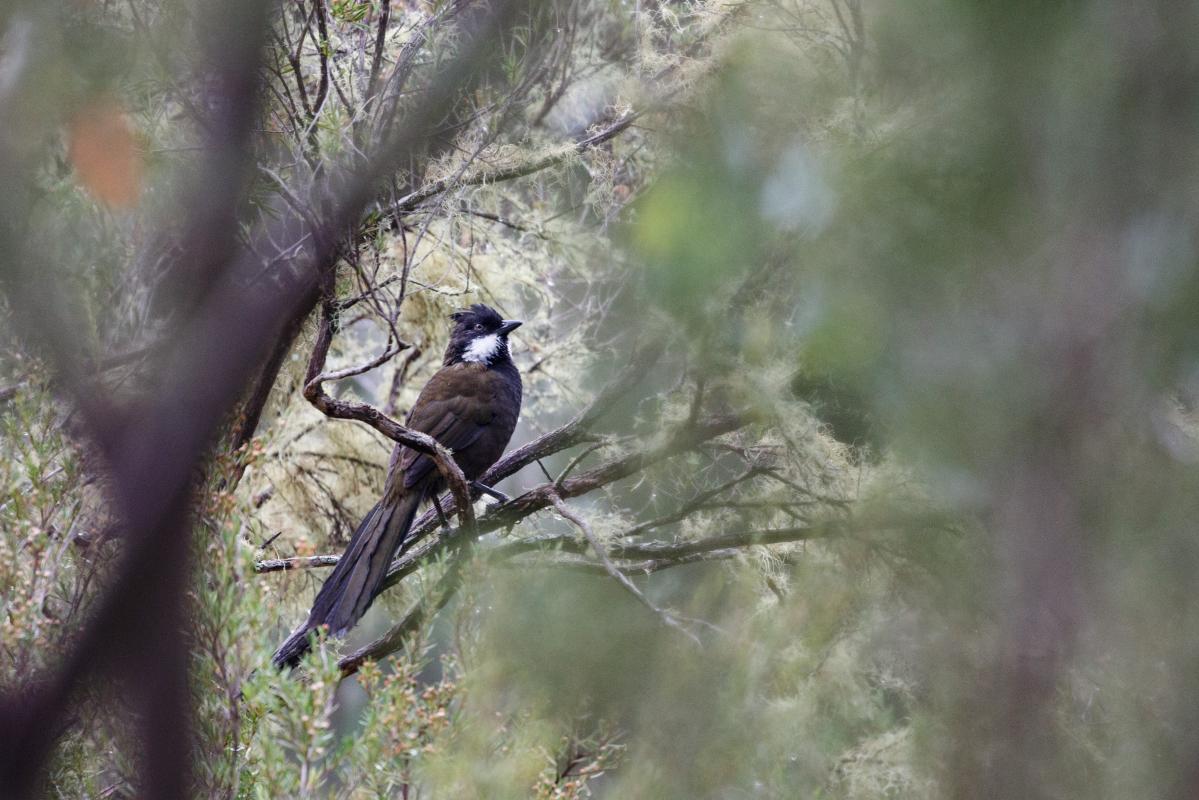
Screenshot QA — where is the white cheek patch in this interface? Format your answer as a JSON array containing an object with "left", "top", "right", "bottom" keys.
[{"left": 463, "top": 333, "right": 501, "bottom": 363}]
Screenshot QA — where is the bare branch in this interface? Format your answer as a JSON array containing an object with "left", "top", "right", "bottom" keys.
[
  {"left": 256, "top": 555, "right": 341, "bottom": 573},
  {"left": 337, "top": 552, "right": 466, "bottom": 676},
  {"left": 366, "top": 0, "right": 392, "bottom": 102},
  {"left": 620, "top": 466, "right": 767, "bottom": 538},
  {"left": 509, "top": 547, "right": 742, "bottom": 576},
  {"left": 548, "top": 490, "right": 703, "bottom": 645},
  {"left": 393, "top": 111, "right": 640, "bottom": 212}
]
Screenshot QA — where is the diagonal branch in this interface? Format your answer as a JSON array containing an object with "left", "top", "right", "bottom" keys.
[
  {"left": 392, "top": 110, "right": 640, "bottom": 213},
  {"left": 337, "top": 551, "right": 467, "bottom": 675},
  {"left": 257, "top": 410, "right": 747, "bottom": 576},
  {"left": 482, "top": 521, "right": 846, "bottom": 564},
  {"left": 548, "top": 489, "right": 703, "bottom": 646},
  {"left": 395, "top": 337, "right": 667, "bottom": 549},
  {"left": 620, "top": 466, "right": 767, "bottom": 538},
  {"left": 320, "top": 412, "right": 748, "bottom": 672},
  {"left": 381, "top": 412, "right": 747, "bottom": 593}
]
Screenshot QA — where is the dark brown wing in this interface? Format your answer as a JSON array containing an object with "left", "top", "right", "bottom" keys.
[{"left": 399, "top": 362, "right": 506, "bottom": 488}]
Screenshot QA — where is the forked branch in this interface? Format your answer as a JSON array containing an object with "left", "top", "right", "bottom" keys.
[{"left": 302, "top": 299, "right": 475, "bottom": 533}]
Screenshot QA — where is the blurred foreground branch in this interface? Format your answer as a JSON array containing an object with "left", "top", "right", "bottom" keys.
[{"left": 0, "top": 1, "right": 530, "bottom": 795}]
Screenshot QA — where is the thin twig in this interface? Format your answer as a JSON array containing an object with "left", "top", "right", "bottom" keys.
[
  {"left": 548, "top": 490, "right": 703, "bottom": 646},
  {"left": 393, "top": 111, "right": 640, "bottom": 212}
]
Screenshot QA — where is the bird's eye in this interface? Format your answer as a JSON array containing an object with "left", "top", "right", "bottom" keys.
[{"left": 474, "top": 323, "right": 484, "bottom": 330}]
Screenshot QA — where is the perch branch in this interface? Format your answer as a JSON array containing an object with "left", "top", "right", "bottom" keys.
[
  {"left": 392, "top": 338, "right": 667, "bottom": 553},
  {"left": 255, "top": 555, "right": 341, "bottom": 573},
  {"left": 302, "top": 299, "right": 475, "bottom": 533}
]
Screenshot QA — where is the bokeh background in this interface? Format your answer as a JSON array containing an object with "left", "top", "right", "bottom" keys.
[{"left": 3, "top": 1, "right": 1199, "bottom": 798}]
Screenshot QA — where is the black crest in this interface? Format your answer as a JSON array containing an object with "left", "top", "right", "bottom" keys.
[{"left": 449, "top": 303, "right": 504, "bottom": 327}]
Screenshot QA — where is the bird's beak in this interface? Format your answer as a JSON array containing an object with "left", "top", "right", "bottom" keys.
[{"left": 498, "top": 319, "right": 523, "bottom": 335}]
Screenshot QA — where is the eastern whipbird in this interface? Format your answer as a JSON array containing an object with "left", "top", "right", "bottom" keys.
[{"left": 273, "top": 304, "right": 523, "bottom": 668}]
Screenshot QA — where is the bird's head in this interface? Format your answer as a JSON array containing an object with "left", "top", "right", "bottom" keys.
[{"left": 444, "top": 303, "right": 522, "bottom": 367}]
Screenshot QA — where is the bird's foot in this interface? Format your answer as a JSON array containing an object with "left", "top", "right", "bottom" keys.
[
  {"left": 472, "top": 481, "right": 510, "bottom": 510},
  {"left": 431, "top": 495, "right": 452, "bottom": 530}
]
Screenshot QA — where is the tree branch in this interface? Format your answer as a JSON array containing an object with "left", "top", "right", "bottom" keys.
[
  {"left": 392, "top": 110, "right": 640, "bottom": 212},
  {"left": 337, "top": 552, "right": 467, "bottom": 675},
  {"left": 255, "top": 555, "right": 341, "bottom": 573},
  {"left": 548, "top": 489, "right": 704, "bottom": 645},
  {"left": 0, "top": 6, "right": 530, "bottom": 790},
  {"left": 385, "top": 337, "right": 668, "bottom": 556},
  {"left": 302, "top": 299, "right": 475, "bottom": 534}
]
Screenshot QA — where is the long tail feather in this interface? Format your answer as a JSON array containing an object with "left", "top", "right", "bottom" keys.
[{"left": 273, "top": 488, "right": 424, "bottom": 668}]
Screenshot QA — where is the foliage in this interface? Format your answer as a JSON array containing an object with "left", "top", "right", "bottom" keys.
[{"left": 3, "top": 0, "right": 1199, "bottom": 798}]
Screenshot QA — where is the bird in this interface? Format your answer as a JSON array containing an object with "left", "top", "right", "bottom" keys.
[{"left": 273, "top": 303, "right": 523, "bottom": 668}]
